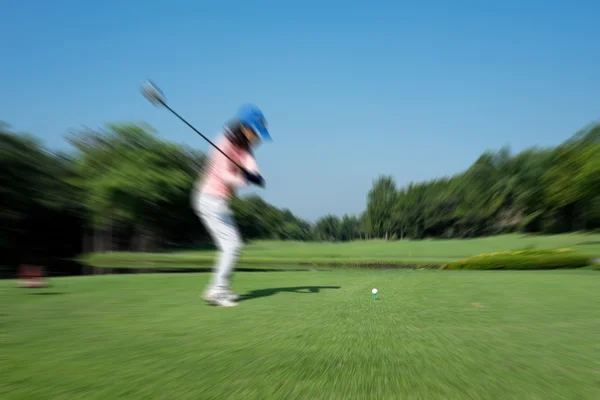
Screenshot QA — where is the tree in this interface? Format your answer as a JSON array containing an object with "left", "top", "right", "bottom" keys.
[
  {"left": 339, "top": 214, "right": 361, "bottom": 242},
  {"left": 359, "top": 212, "right": 372, "bottom": 240},
  {"left": 366, "top": 175, "right": 398, "bottom": 239},
  {"left": 67, "top": 123, "right": 207, "bottom": 251},
  {"left": 4, "top": 115, "right": 600, "bottom": 268},
  {"left": 314, "top": 215, "right": 341, "bottom": 241},
  {"left": 544, "top": 140, "right": 600, "bottom": 231},
  {"left": 1, "top": 124, "right": 82, "bottom": 260},
  {"left": 362, "top": 123, "right": 600, "bottom": 239}
]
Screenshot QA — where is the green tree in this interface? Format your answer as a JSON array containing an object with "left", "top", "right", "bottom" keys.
[
  {"left": 339, "top": 214, "right": 360, "bottom": 241},
  {"left": 314, "top": 215, "right": 341, "bottom": 241},
  {"left": 367, "top": 175, "right": 398, "bottom": 239},
  {"left": 67, "top": 123, "right": 205, "bottom": 251}
]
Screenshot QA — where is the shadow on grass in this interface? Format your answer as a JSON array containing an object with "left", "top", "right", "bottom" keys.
[{"left": 238, "top": 286, "right": 341, "bottom": 302}]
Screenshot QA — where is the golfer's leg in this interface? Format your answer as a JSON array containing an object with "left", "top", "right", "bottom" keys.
[
  {"left": 197, "top": 195, "right": 242, "bottom": 291},
  {"left": 209, "top": 212, "right": 242, "bottom": 290}
]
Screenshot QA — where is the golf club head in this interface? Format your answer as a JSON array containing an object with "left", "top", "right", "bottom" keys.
[{"left": 141, "top": 79, "right": 166, "bottom": 106}]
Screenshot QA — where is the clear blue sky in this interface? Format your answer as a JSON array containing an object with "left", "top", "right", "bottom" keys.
[{"left": 2, "top": 0, "right": 599, "bottom": 221}]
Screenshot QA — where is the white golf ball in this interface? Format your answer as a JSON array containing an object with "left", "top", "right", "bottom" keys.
[{"left": 372, "top": 288, "right": 378, "bottom": 295}]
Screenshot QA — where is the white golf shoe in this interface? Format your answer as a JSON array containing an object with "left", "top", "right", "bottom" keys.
[{"left": 202, "top": 288, "right": 240, "bottom": 307}]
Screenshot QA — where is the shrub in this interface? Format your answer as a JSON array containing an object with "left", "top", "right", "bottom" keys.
[
  {"left": 442, "top": 249, "right": 591, "bottom": 270},
  {"left": 593, "top": 263, "right": 600, "bottom": 270}
]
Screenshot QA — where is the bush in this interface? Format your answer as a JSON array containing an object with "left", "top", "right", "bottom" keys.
[
  {"left": 593, "top": 263, "right": 600, "bottom": 270},
  {"left": 442, "top": 249, "right": 591, "bottom": 270}
]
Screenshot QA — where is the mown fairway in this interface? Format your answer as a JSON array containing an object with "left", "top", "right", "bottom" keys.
[
  {"left": 84, "top": 233, "right": 600, "bottom": 268},
  {"left": 2, "top": 269, "right": 600, "bottom": 399}
]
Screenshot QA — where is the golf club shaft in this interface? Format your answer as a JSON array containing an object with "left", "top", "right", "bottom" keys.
[{"left": 157, "top": 99, "right": 245, "bottom": 171}]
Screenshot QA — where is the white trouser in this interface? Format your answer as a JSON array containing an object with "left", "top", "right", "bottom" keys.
[{"left": 192, "top": 191, "right": 242, "bottom": 291}]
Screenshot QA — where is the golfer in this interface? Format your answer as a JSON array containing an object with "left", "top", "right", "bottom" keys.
[{"left": 192, "top": 104, "right": 271, "bottom": 307}]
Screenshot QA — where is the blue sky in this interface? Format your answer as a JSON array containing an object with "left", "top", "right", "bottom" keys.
[{"left": 2, "top": 0, "right": 599, "bottom": 221}]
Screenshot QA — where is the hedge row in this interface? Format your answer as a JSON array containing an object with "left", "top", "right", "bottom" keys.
[{"left": 442, "top": 249, "right": 591, "bottom": 270}]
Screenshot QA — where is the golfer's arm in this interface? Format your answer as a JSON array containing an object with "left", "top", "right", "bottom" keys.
[
  {"left": 243, "top": 152, "right": 260, "bottom": 175},
  {"left": 216, "top": 153, "right": 246, "bottom": 186}
]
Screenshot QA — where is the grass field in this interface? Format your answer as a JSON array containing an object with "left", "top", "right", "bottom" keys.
[
  {"left": 84, "top": 233, "right": 600, "bottom": 268},
  {"left": 2, "top": 269, "right": 600, "bottom": 399}
]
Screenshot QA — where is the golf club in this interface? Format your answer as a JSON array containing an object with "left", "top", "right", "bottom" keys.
[{"left": 140, "top": 79, "right": 245, "bottom": 171}]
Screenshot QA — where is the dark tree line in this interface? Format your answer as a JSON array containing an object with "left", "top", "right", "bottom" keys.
[
  {"left": 2, "top": 120, "right": 599, "bottom": 264},
  {"left": 1, "top": 122, "right": 314, "bottom": 264}
]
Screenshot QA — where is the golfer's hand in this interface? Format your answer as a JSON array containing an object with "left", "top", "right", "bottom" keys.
[{"left": 242, "top": 169, "right": 266, "bottom": 188}]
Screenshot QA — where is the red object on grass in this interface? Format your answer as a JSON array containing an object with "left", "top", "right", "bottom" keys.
[{"left": 17, "top": 265, "right": 50, "bottom": 288}]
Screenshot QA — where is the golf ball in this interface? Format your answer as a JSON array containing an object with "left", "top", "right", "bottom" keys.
[{"left": 372, "top": 288, "right": 378, "bottom": 295}]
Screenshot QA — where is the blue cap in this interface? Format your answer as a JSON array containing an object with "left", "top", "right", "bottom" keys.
[{"left": 235, "top": 104, "right": 272, "bottom": 142}]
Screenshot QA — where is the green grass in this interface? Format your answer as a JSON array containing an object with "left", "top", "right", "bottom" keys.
[
  {"left": 83, "top": 233, "right": 600, "bottom": 268},
  {"left": 2, "top": 269, "right": 600, "bottom": 399}
]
